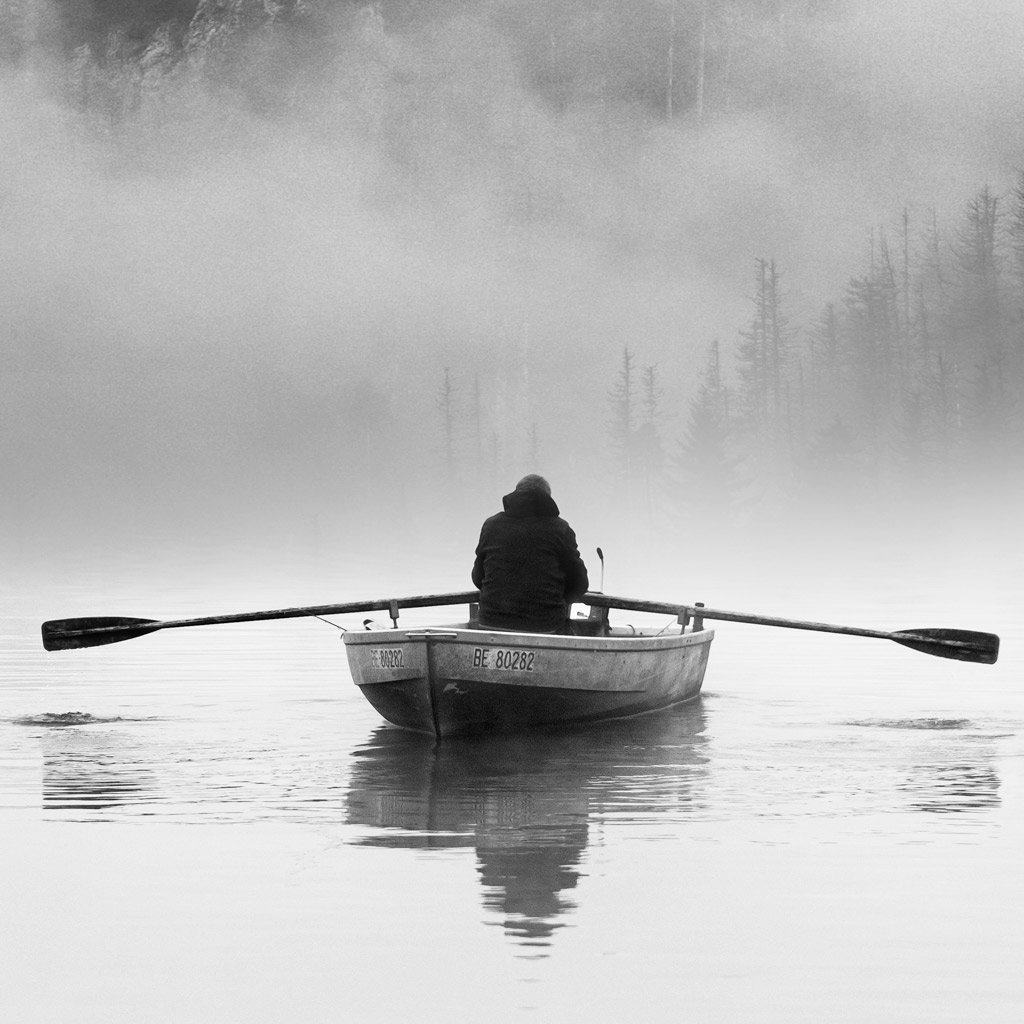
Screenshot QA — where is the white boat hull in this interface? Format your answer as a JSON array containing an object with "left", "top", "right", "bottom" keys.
[{"left": 344, "top": 624, "right": 714, "bottom": 737}]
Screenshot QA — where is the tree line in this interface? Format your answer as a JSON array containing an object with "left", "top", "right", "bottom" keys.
[
  {"left": 2, "top": 1, "right": 857, "bottom": 130},
  {"left": 608, "top": 188, "right": 1024, "bottom": 529},
  {"left": 431, "top": 187, "right": 1024, "bottom": 532}
]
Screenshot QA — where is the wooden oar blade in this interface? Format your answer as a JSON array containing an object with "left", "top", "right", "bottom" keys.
[
  {"left": 891, "top": 628, "right": 1000, "bottom": 664},
  {"left": 42, "top": 617, "right": 161, "bottom": 652}
]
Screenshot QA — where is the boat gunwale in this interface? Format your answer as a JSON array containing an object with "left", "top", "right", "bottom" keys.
[{"left": 343, "top": 625, "right": 715, "bottom": 654}]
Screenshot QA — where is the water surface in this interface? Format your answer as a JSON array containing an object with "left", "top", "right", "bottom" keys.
[{"left": 2, "top": 548, "right": 1022, "bottom": 1022}]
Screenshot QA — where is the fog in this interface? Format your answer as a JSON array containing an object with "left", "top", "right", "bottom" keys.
[{"left": 3, "top": 0, "right": 1023, "bottom": 599}]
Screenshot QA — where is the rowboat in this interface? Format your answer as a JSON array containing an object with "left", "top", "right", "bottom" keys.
[
  {"left": 344, "top": 598, "right": 714, "bottom": 738},
  {"left": 41, "top": 588, "right": 999, "bottom": 739}
]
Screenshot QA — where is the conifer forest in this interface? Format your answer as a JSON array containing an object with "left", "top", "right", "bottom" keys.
[{"left": 3, "top": 1, "right": 1022, "bottom": 563}]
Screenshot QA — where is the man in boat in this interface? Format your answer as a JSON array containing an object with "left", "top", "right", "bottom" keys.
[{"left": 472, "top": 474, "right": 589, "bottom": 633}]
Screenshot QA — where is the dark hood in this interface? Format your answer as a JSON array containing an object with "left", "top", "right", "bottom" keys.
[{"left": 502, "top": 488, "right": 560, "bottom": 518}]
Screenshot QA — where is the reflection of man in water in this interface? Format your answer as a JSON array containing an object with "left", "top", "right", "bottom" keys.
[{"left": 472, "top": 474, "right": 589, "bottom": 633}]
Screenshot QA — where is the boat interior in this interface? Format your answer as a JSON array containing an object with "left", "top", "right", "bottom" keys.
[
  {"left": 462, "top": 602, "right": 688, "bottom": 638},
  {"left": 360, "top": 601, "right": 697, "bottom": 638}
]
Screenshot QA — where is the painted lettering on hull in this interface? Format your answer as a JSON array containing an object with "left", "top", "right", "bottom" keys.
[
  {"left": 472, "top": 648, "right": 537, "bottom": 672},
  {"left": 370, "top": 648, "right": 405, "bottom": 669}
]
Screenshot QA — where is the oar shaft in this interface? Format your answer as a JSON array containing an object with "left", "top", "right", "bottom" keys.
[
  {"left": 48, "top": 590, "right": 480, "bottom": 646},
  {"left": 151, "top": 590, "right": 480, "bottom": 631},
  {"left": 581, "top": 592, "right": 996, "bottom": 657},
  {"left": 584, "top": 592, "right": 886, "bottom": 639}
]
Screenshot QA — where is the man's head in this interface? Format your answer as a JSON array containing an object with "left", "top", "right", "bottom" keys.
[{"left": 515, "top": 474, "right": 551, "bottom": 496}]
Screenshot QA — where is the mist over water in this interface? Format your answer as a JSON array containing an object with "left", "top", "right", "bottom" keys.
[
  {"left": 3, "top": 8, "right": 1024, "bottom": 1019},
  {"left": 3, "top": 0, "right": 1024, "bottom": 589}
]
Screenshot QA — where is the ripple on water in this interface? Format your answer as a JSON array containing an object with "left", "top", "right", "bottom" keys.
[
  {"left": 11, "top": 711, "right": 164, "bottom": 728},
  {"left": 845, "top": 717, "right": 972, "bottom": 730},
  {"left": 898, "top": 761, "right": 1002, "bottom": 814},
  {"left": 11, "top": 711, "right": 128, "bottom": 727}
]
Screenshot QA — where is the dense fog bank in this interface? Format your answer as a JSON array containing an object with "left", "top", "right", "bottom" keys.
[{"left": 3, "top": 1, "right": 1023, "bottom": 587}]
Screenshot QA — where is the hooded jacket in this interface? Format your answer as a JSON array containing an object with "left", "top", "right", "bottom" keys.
[{"left": 471, "top": 487, "right": 589, "bottom": 633}]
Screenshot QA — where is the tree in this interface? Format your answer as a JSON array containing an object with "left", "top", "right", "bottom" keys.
[
  {"left": 676, "top": 340, "right": 737, "bottom": 527},
  {"left": 608, "top": 346, "right": 639, "bottom": 486},
  {"left": 803, "top": 302, "right": 842, "bottom": 429},
  {"left": 1009, "top": 171, "right": 1024, "bottom": 326},
  {"left": 951, "top": 186, "right": 1013, "bottom": 452},
  {"left": 952, "top": 188, "right": 1005, "bottom": 364},
  {"left": 841, "top": 238, "right": 902, "bottom": 466},
  {"left": 635, "top": 363, "right": 665, "bottom": 522},
  {"left": 735, "top": 258, "right": 794, "bottom": 467},
  {"left": 437, "top": 367, "right": 457, "bottom": 485}
]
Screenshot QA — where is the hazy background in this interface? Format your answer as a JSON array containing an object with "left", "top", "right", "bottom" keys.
[
  {"left": 3, "top": 13, "right": 1021, "bottom": 1018},
  {"left": 3, "top": 0, "right": 1023, "bottom": 603}
]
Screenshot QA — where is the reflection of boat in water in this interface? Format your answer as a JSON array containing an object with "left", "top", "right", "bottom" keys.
[{"left": 345, "top": 700, "right": 709, "bottom": 952}]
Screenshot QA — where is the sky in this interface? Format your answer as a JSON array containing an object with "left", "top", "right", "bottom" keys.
[{"left": 3, "top": 0, "right": 1024, "bottom": 583}]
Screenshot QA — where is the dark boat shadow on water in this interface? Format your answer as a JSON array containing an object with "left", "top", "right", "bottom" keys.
[{"left": 345, "top": 698, "right": 710, "bottom": 955}]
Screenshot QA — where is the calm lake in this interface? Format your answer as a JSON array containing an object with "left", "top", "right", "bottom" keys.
[{"left": 2, "top": 533, "right": 1022, "bottom": 1023}]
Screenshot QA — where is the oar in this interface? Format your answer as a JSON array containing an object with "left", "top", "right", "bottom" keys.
[
  {"left": 42, "top": 590, "right": 480, "bottom": 652},
  {"left": 43, "top": 588, "right": 1000, "bottom": 665},
  {"left": 583, "top": 592, "right": 1000, "bottom": 665}
]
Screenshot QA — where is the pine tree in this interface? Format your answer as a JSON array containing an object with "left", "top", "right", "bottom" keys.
[
  {"left": 735, "top": 257, "right": 795, "bottom": 493},
  {"left": 608, "top": 346, "right": 638, "bottom": 487},
  {"left": 1009, "top": 171, "right": 1024, "bottom": 326},
  {"left": 736, "top": 258, "right": 790, "bottom": 431},
  {"left": 923, "top": 353, "right": 963, "bottom": 474},
  {"left": 677, "top": 340, "right": 737, "bottom": 528},
  {"left": 635, "top": 363, "right": 665, "bottom": 524},
  {"left": 437, "top": 367, "right": 457, "bottom": 486},
  {"left": 804, "top": 302, "right": 843, "bottom": 430},
  {"left": 952, "top": 186, "right": 1012, "bottom": 453},
  {"left": 841, "top": 240, "right": 901, "bottom": 466}
]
